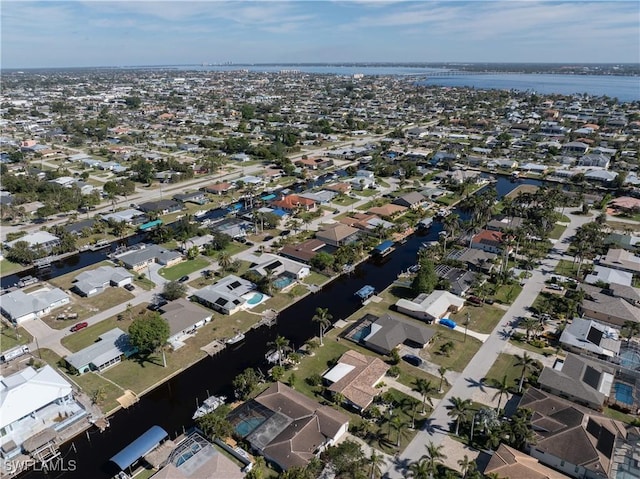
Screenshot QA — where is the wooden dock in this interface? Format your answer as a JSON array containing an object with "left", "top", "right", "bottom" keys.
[{"left": 201, "top": 340, "right": 226, "bottom": 356}]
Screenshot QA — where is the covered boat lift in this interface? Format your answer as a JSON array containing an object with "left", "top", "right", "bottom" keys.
[{"left": 110, "top": 425, "right": 168, "bottom": 473}]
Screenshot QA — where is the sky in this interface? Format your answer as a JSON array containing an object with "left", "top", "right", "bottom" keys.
[{"left": 2, "top": 1, "right": 639, "bottom": 68}]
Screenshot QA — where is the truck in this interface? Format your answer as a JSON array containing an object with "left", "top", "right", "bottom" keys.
[{"left": 0, "top": 345, "right": 30, "bottom": 363}]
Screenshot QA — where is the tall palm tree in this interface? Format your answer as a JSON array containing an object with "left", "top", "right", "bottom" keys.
[
  {"left": 621, "top": 320, "right": 640, "bottom": 344},
  {"left": 413, "top": 378, "right": 436, "bottom": 414},
  {"left": 369, "top": 450, "right": 385, "bottom": 479},
  {"left": 437, "top": 366, "right": 450, "bottom": 393},
  {"left": 402, "top": 396, "right": 420, "bottom": 429},
  {"left": 520, "top": 317, "right": 541, "bottom": 341},
  {"left": 217, "top": 251, "right": 232, "bottom": 271},
  {"left": 408, "top": 457, "right": 430, "bottom": 479},
  {"left": 269, "top": 335, "right": 290, "bottom": 367},
  {"left": 424, "top": 441, "right": 447, "bottom": 479},
  {"left": 389, "top": 414, "right": 408, "bottom": 447},
  {"left": 312, "top": 307, "right": 332, "bottom": 346},
  {"left": 457, "top": 455, "right": 475, "bottom": 479},
  {"left": 447, "top": 396, "right": 472, "bottom": 436},
  {"left": 515, "top": 352, "right": 537, "bottom": 393},
  {"left": 490, "top": 374, "right": 511, "bottom": 412}
]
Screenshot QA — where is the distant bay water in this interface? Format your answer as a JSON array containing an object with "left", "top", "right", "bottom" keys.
[{"left": 162, "top": 64, "right": 639, "bottom": 102}]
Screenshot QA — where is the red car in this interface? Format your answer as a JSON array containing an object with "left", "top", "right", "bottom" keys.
[
  {"left": 70, "top": 322, "right": 88, "bottom": 332},
  {"left": 467, "top": 296, "right": 483, "bottom": 306}
]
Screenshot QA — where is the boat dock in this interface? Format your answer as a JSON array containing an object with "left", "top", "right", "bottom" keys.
[
  {"left": 355, "top": 285, "right": 376, "bottom": 302},
  {"left": 372, "top": 240, "right": 395, "bottom": 257},
  {"left": 201, "top": 340, "right": 226, "bottom": 356}
]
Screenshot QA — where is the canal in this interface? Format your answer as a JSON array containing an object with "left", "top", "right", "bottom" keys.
[{"left": 18, "top": 176, "right": 542, "bottom": 479}]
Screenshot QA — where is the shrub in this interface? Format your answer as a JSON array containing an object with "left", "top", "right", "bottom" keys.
[{"left": 306, "top": 373, "right": 323, "bottom": 387}]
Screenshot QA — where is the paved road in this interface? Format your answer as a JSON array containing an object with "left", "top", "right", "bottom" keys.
[{"left": 384, "top": 208, "right": 593, "bottom": 477}]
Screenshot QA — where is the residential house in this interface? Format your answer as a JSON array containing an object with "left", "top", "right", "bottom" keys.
[
  {"left": 62, "top": 218, "right": 98, "bottom": 237},
  {"left": 248, "top": 254, "right": 310, "bottom": 281},
  {"left": 5, "top": 231, "right": 60, "bottom": 253},
  {"left": 1, "top": 288, "right": 70, "bottom": 324},
  {"left": 298, "top": 191, "right": 336, "bottom": 204},
  {"left": 180, "top": 234, "right": 214, "bottom": 253},
  {"left": 227, "top": 382, "right": 349, "bottom": 471},
  {"left": 160, "top": 299, "right": 212, "bottom": 347},
  {"left": 173, "top": 191, "right": 208, "bottom": 205},
  {"left": 604, "top": 232, "right": 640, "bottom": 251},
  {"left": 585, "top": 266, "right": 633, "bottom": 287},
  {"left": 486, "top": 216, "right": 525, "bottom": 232},
  {"left": 323, "top": 182, "right": 351, "bottom": 194},
  {"left": 212, "top": 218, "right": 251, "bottom": 239},
  {"left": 202, "top": 182, "right": 234, "bottom": 195},
  {"left": 446, "top": 247, "right": 497, "bottom": 273},
  {"left": 192, "top": 275, "right": 255, "bottom": 315},
  {"left": 0, "top": 365, "right": 85, "bottom": 458},
  {"left": 280, "top": 239, "right": 326, "bottom": 264},
  {"left": 585, "top": 170, "right": 618, "bottom": 184},
  {"left": 487, "top": 158, "right": 518, "bottom": 169},
  {"left": 395, "top": 290, "right": 465, "bottom": 323},
  {"left": 483, "top": 444, "right": 569, "bottom": 479},
  {"left": 608, "top": 197, "right": 640, "bottom": 214},
  {"left": 562, "top": 141, "right": 589, "bottom": 155},
  {"left": 294, "top": 157, "right": 333, "bottom": 170},
  {"left": 116, "top": 244, "right": 183, "bottom": 271},
  {"left": 392, "top": 192, "right": 427, "bottom": 210},
  {"left": 519, "top": 387, "right": 630, "bottom": 479},
  {"left": 72, "top": 265, "right": 133, "bottom": 297},
  {"left": 537, "top": 353, "right": 616, "bottom": 410},
  {"left": 338, "top": 213, "right": 394, "bottom": 235},
  {"left": 580, "top": 287, "right": 640, "bottom": 327},
  {"left": 65, "top": 328, "right": 137, "bottom": 374},
  {"left": 352, "top": 313, "right": 436, "bottom": 355},
  {"left": 270, "top": 194, "right": 317, "bottom": 213},
  {"left": 322, "top": 350, "right": 389, "bottom": 411},
  {"left": 608, "top": 283, "right": 640, "bottom": 306},
  {"left": 315, "top": 223, "right": 360, "bottom": 247},
  {"left": 578, "top": 154, "right": 610, "bottom": 169},
  {"left": 559, "top": 318, "right": 621, "bottom": 359},
  {"left": 598, "top": 249, "right": 640, "bottom": 275},
  {"left": 366, "top": 204, "right": 407, "bottom": 218},
  {"left": 434, "top": 264, "right": 477, "bottom": 297},
  {"left": 138, "top": 200, "right": 183, "bottom": 216},
  {"left": 471, "top": 229, "right": 507, "bottom": 254},
  {"left": 101, "top": 208, "right": 146, "bottom": 225}
]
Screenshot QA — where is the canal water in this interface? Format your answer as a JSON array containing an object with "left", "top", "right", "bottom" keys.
[{"left": 19, "top": 176, "right": 541, "bottom": 479}]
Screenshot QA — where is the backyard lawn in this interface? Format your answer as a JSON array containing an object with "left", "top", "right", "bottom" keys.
[
  {"left": 554, "top": 259, "right": 581, "bottom": 278},
  {"left": 450, "top": 304, "right": 505, "bottom": 334},
  {"left": 492, "top": 283, "right": 523, "bottom": 305},
  {"left": 159, "top": 257, "right": 210, "bottom": 280},
  {"left": 49, "top": 260, "right": 114, "bottom": 290},
  {"left": 0, "top": 259, "right": 26, "bottom": 276},
  {"left": 483, "top": 353, "right": 523, "bottom": 391},
  {"left": 0, "top": 324, "right": 32, "bottom": 352},
  {"left": 302, "top": 271, "right": 331, "bottom": 286},
  {"left": 419, "top": 326, "right": 483, "bottom": 372}
]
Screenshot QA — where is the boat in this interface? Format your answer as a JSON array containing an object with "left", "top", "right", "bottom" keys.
[
  {"left": 89, "top": 239, "right": 111, "bottom": 251},
  {"left": 192, "top": 395, "right": 227, "bottom": 419},
  {"left": 226, "top": 332, "right": 245, "bottom": 345},
  {"left": 194, "top": 209, "right": 207, "bottom": 218},
  {"left": 417, "top": 216, "right": 434, "bottom": 230},
  {"left": 17, "top": 275, "right": 38, "bottom": 288},
  {"left": 436, "top": 207, "right": 450, "bottom": 218},
  {"left": 265, "top": 349, "right": 281, "bottom": 364},
  {"left": 355, "top": 285, "right": 375, "bottom": 302}
]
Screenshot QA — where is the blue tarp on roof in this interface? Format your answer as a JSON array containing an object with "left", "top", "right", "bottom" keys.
[
  {"left": 110, "top": 426, "right": 168, "bottom": 470},
  {"left": 374, "top": 240, "right": 394, "bottom": 253},
  {"left": 261, "top": 194, "right": 276, "bottom": 201}
]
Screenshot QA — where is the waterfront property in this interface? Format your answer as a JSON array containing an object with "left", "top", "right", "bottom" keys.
[
  {"left": 0, "top": 288, "right": 70, "bottom": 324},
  {"left": 110, "top": 425, "right": 169, "bottom": 473},
  {"left": 484, "top": 444, "right": 568, "bottom": 479},
  {"left": 279, "top": 239, "right": 326, "bottom": 264},
  {"left": 72, "top": 265, "right": 133, "bottom": 297},
  {"left": 65, "top": 328, "right": 137, "bottom": 374},
  {"left": 248, "top": 254, "right": 310, "bottom": 285},
  {"left": 315, "top": 223, "right": 360, "bottom": 247},
  {"left": 5, "top": 231, "right": 60, "bottom": 253},
  {"left": 116, "top": 244, "right": 184, "bottom": 272},
  {"left": 395, "top": 290, "right": 465, "bottom": 323},
  {"left": 346, "top": 313, "right": 436, "bottom": 355},
  {"left": 159, "top": 299, "right": 212, "bottom": 349},
  {"left": 227, "top": 382, "right": 349, "bottom": 471},
  {"left": 101, "top": 208, "right": 146, "bottom": 225},
  {"left": 447, "top": 247, "right": 498, "bottom": 273},
  {"left": 322, "top": 350, "right": 389, "bottom": 411},
  {"left": 0, "top": 365, "right": 85, "bottom": 460},
  {"left": 192, "top": 275, "right": 256, "bottom": 315}
]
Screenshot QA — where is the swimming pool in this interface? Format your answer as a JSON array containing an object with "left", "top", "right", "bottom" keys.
[
  {"left": 351, "top": 325, "right": 372, "bottom": 342},
  {"left": 614, "top": 383, "right": 634, "bottom": 406},
  {"left": 246, "top": 293, "right": 264, "bottom": 305},
  {"left": 235, "top": 417, "right": 265, "bottom": 437},
  {"left": 620, "top": 349, "right": 640, "bottom": 370},
  {"left": 274, "top": 276, "right": 294, "bottom": 289}
]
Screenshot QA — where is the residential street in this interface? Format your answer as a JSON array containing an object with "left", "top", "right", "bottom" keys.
[{"left": 384, "top": 208, "right": 594, "bottom": 477}]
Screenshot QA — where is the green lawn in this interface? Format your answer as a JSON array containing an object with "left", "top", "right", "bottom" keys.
[
  {"left": 356, "top": 188, "right": 379, "bottom": 197},
  {"left": 0, "top": 259, "right": 26, "bottom": 276},
  {"left": 548, "top": 223, "right": 567, "bottom": 240},
  {"left": 0, "top": 324, "right": 32, "bottom": 352},
  {"left": 450, "top": 305, "right": 505, "bottom": 334},
  {"left": 331, "top": 196, "right": 358, "bottom": 206},
  {"left": 49, "top": 260, "right": 114, "bottom": 290},
  {"left": 554, "top": 259, "right": 581, "bottom": 278},
  {"left": 603, "top": 406, "right": 637, "bottom": 424},
  {"left": 302, "top": 271, "right": 331, "bottom": 286},
  {"left": 483, "top": 353, "right": 523, "bottom": 391},
  {"left": 159, "top": 257, "right": 210, "bottom": 280},
  {"left": 420, "top": 327, "right": 483, "bottom": 372},
  {"left": 133, "top": 276, "right": 156, "bottom": 290},
  {"left": 492, "top": 284, "right": 523, "bottom": 305}
]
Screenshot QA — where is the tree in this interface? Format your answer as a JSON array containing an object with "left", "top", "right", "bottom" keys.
[
  {"left": 411, "top": 258, "right": 438, "bottom": 295},
  {"left": 232, "top": 368, "right": 260, "bottom": 400},
  {"left": 312, "top": 307, "right": 332, "bottom": 346},
  {"left": 269, "top": 335, "right": 290, "bottom": 367},
  {"left": 437, "top": 366, "right": 450, "bottom": 393},
  {"left": 414, "top": 378, "right": 437, "bottom": 414},
  {"left": 131, "top": 158, "right": 155, "bottom": 184},
  {"left": 457, "top": 455, "right": 476, "bottom": 479},
  {"left": 408, "top": 457, "right": 430, "bottom": 479},
  {"left": 521, "top": 317, "right": 541, "bottom": 341},
  {"left": 129, "top": 313, "right": 170, "bottom": 355},
  {"left": 424, "top": 441, "right": 447, "bottom": 479},
  {"left": 621, "top": 320, "right": 640, "bottom": 344},
  {"left": 515, "top": 352, "right": 537, "bottom": 393},
  {"left": 310, "top": 251, "right": 335, "bottom": 272},
  {"left": 322, "top": 440, "right": 366, "bottom": 478},
  {"left": 218, "top": 251, "right": 232, "bottom": 271},
  {"left": 196, "top": 404, "right": 233, "bottom": 440},
  {"left": 490, "top": 374, "right": 511, "bottom": 411},
  {"left": 447, "top": 396, "right": 472, "bottom": 436},
  {"left": 162, "top": 280, "right": 187, "bottom": 300},
  {"left": 389, "top": 413, "right": 408, "bottom": 447},
  {"left": 368, "top": 450, "right": 385, "bottom": 479}
]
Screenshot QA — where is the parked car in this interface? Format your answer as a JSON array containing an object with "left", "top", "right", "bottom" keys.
[
  {"left": 547, "top": 283, "right": 563, "bottom": 291},
  {"left": 178, "top": 275, "right": 190, "bottom": 283},
  {"left": 70, "top": 322, "right": 89, "bottom": 332},
  {"left": 484, "top": 298, "right": 494, "bottom": 305},
  {"left": 280, "top": 230, "right": 291, "bottom": 236},
  {"left": 124, "top": 283, "right": 135, "bottom": 291},
  {"left": 467, "top": 296, "right": 483, "bottom": 306},
  {"left": 402, "top": 354, "right": 423, "bottom": 367},
  {"left": 263, "top": 235, "right": 274, "bottom": 242}
]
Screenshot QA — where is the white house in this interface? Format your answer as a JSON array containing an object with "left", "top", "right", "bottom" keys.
[
  {"left": 65, "top": 328, "right": 136, "bottom": 374},
  {"left": 0, "top": 288, "right": 70, "bottom": 324},
  {"left": 72, "top": 265, "right": 133, "bottom": 297},
  {"left": 395, "top": 290, "right": 465, "bottom": 323},
  {"left": 0, "top": 365, "right": 85, "bottom": 457},
  {"left": 5, "top": 231, "right": 60, "bottom": 253}
]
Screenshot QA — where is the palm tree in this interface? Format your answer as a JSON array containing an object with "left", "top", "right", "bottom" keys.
[
  {"left": 413, "top": 378, "right": 436, "bottom": 414},
  {"left": 408, "top": 457, "right": 430, "bottom": 479},
  {"left": 269, "top": 335, "right": 290, "bottom": 367},
  {"left": 490, "top": 374, "right": 511, "bottom": 411},
  {"left": 515, "top": 352, "right": 537, "bottom": 393},
  {"left": 621, "top": 320, "right": 640, "bottom": 344},
  {"left": 402, "top": 396, "right": 420, "bottom": 429},
  {"left": 457, "top": 455, "right": 475, "bottom": 479},
  {"left": 437, "top": 366, "right": 450, "bottom": 393},
  {"left": 312, "top": 307, "right": 332, "bottom": 346},
  {"left": 389, "top": 414, "right": 408, "bottom": 447},
  {"left": 424, "top": 441, "right": 447, "bottom": 478},
  {"left": 369, "top": 450, "right": 385, "bottom": 479},
  {"left": 521, "top": 317, "right": 541, "bottom": 341},
  {"left": 217, "top": 251, "right": 232, "bottom": 271},
  {"left": 447, "top": 396, "right": 472, "bottom": 436}
]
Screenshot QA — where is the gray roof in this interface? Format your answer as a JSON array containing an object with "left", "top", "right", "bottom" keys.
[
  {"left": 538, "top": 354, "right": 615, "bottom": 409},
  {"left": 66, "top": 328, "right": 134, "bottom": 370},
  {"left": 5, "top": 231, "right": 59, "bottom": 249},
  {"left": 560, "top": 318, "right": 621, "bottom": 356},
  {"left": 393, "top": 191, "right": 425, "bottom": 206},
  {"left": 160, "top": 299, "right": 212, "bottom": 336},
  {"left": 74, "top": 266, "right": 133, "bottom": 295},
  {"left": 193, "top": 275, "right": 254, "bottom": 311},
  {"left": 0, "top": 288, "right": 69, "bottom": 320},
  {"left": 364, "top": 313, "right": 435, "bottom": 354},
  {"left": 117, "top": 244, "right": 182, "bottom": 268}
]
